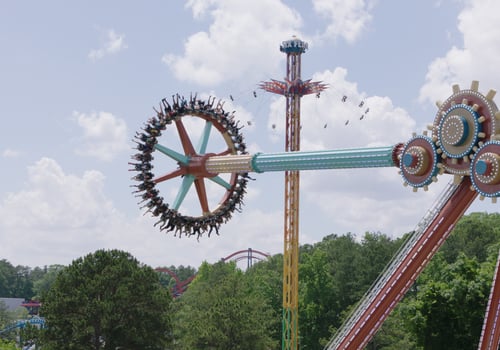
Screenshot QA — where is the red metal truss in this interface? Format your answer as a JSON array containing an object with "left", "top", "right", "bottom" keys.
[
  {"left": 329, "top": 177, "right": 478, "bottom": 349},
  {"left": 478, "top": 248, "right": 500, "bottom": 350}
]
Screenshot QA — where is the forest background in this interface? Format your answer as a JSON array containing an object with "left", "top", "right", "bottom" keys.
[{"left": 0, "top": 212, "right": 499, "bottom": 349}]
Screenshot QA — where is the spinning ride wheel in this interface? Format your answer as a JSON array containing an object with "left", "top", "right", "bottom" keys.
[{"left": 130, "top": 94, "right": 249, "bottom": 238}]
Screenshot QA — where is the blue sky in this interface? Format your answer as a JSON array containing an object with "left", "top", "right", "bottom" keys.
[{"left": 1, "top": 0, "right": 498, "bottom": 268}]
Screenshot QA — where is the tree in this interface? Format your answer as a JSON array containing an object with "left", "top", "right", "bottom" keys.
[
  {"left": 0, "top": 260, "right": 33, "bottom": 298},
  {"left": 358, "top": 232, "right": 402, "bottom": 287},
  {"left": 408, "top": 253, "right": 491, "bottom": 349},
  {"left": 299, "top": 247, "right": 336, "bottom": 349},
  {"left": 173, "top": 261, "right": 277, "bottom": 350},
  {"left": 0, "top": 301, "right": 15, "bottom": 345},
  {"left": 0, "top": 260, "right": 16, "bottom": 297},
  {"left": 246, "top": 254, "right": 283, "bottom": 347},
  {"left": 0, "top": 338, "right": 16, "bottom": 350},
  {"left": 156, "top": 265, "right": 197, "bottom": 296},
  {"left": 40, "top": 249, "right": 172, "bottom": 350},
  {"left": 32, "top": 264, "right": 65, "bottom": 299},
  {"left": 298, "top": 232, "right": 401, "bottom": 349},
  {"left": 369, "top": 303, "right": 421, "bottom": 350},
  {"left": 0, "top": 300, "right": 10, "bottom": 330},
  {"left": 441, "top": 213, "right": 500, "bottom": 263}
]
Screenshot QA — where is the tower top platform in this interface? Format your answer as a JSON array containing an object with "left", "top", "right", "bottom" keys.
[{"left": 280, "top": 36, "right": 308, "bottom": 54}]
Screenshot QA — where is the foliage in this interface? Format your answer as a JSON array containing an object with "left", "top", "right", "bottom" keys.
[
  {"left": 20, "top": 323, "right": 43, "bottom": 349},
  {"left": 32, "top": 265, "right": 65, "bottom": 299},
  {"left": 0, "top": 260, "right": 65, "bottom": 301},
  {"left": 1, "top": 211, "right": 499, "bottom": 348},
  {"left": 0, "top": 338, "right": 16, "bottom": 350},
  {"left": 0, "top": 300, "right": 18, "bottom": 343},
  {"left": 40, "top": 249, "right": 173, "bottom": 350},
  {"left": 368, "top": 303, "right": 422, "bottom": 350},
  {"left": 156, "top": 265, "right": 197, "bottom": 294},
  {"left": 0, "top": 260, "right": 33, "bottom": 298},
  {"left": 246, "top": 254, "right": 283, "bottom": 347},
  {"left": 0, "top": 301, "right": 10, "bottom": 329},
  {"left": 173, "top": 261, "right": 277, "bottom": 350},
  {"left": 299, "top": 247, "right": 336, "bottom": 349},
  {"left": 298, "top": 232, "right": 401, "bottom": 349},
  {"left": 405, "top": 253, "right": 492, "bottom": 349},
  {"left": 440, "top": 212, "right": 500, "bottom": 263}
]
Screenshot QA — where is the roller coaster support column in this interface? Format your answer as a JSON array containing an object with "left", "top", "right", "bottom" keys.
[
  {"left": 479, "top": 248, "right": 500, "bottom": 350},
  {"left": 260, "top": 37, "right": 327, "bottom": 350}
]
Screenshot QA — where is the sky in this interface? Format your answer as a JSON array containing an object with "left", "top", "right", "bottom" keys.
[{"left": 1, "top": 0, "right": 499, "bottom": 269}]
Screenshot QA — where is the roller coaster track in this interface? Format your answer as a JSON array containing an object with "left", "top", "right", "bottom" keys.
[
  {"left": 0, "top": 317, "right": 45, "bottom": 335},
  {"left": 156, "top": 248, "right": 270, "bottom": 297},
  {"left": 325, "top": 177, "right": 478, "bottom": 349}
]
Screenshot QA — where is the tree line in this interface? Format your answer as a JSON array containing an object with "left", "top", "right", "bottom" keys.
[{"left": 1, "top": 212, "right": 499, "bottom": 349}]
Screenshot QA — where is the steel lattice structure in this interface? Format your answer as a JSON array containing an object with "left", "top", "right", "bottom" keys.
[{"left": 259, "top": 37, "right": 327, "bottom": 350}]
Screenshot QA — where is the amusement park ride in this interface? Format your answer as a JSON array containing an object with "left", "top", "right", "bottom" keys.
[
  {"left": 130, "top": 37, "right": 500, "bottom": 349},
  {"left": 156, "top": 248, "right": 269, "bottom": 297}
]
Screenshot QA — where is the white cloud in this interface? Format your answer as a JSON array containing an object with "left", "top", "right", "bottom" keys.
[
  {"left": 185, "top": 0, "right": 217, "bottom": 19},
  {"left": 268, "top": 67, "right": 416, "bottom": 150},
  {"left": 0, "top": 158, "right": 114, "bottom": 230},
  {"left": 312, "top": 0, "right": 375, "bottom": 43},
  {"left": 419, "top": 0, "right": 500, "bottom": 106},
  {"left": 73, "top": 111, "right": 129, "bottom": 161},
  {"left": 0, "top": 158, "right": 122, "bottom": 264},
  {"left": 6, "top": 1, "right": 498, "bottom": 272},
  {"left": 163, "top": 0, "right": 303, "bottom": 85},
  {"left": 263, "top": 67, "right": 432, "bottom": 238},
  {"left": 88, "top": 29, "right": 128, "bottom": 62},
  {"left": 0, "top": 157, "right": 284, "bottom": 268},
  {"left": 165, "top": 0, "right": 377, "bottom": 86},
  {"left": 2, "top": 148, "right": 21, "bottom": 158}
]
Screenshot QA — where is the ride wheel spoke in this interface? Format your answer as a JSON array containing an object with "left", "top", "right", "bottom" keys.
[
  {"left": 153, "top": 168, "right": 186, "bottom": 184},
  {"left": 175, "top": 119, "right": 196, "bottom": 156},
  {"left": 154, "top": 144, "right": 190, "bottom": 165},
  {"left": 197, "top": 121, "right": 213, "bottom": 154},
  {"left": 172, "top": 174, "right": 195, "bottom": 210},
  {"left": 209, "top": 175, "right": 232, "bottom": 190},
  {"left": 194, "top": 178, "right": 210, "bottom": 214}
]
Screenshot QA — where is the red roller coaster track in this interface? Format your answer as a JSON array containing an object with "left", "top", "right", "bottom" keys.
[{"left": 156, "top": 248, "right": 270, "bottom": 297}]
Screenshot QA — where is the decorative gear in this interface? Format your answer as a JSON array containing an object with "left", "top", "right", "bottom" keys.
[
  {"left": 400, "top": 135, "right": 440, "bottom": 188},
  {"left": 432, "top": 81, "right": 499, "bottom": 175},
  {"left": 470, "top": 141, "right": 500, "bottom": 198}
]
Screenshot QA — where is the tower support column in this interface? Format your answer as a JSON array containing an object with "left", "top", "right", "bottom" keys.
[{"left": 260, "top": 37, "right": 327, "bottom": 350}]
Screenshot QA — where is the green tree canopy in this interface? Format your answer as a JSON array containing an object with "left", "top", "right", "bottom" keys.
[
  {"left": 440, "top": 212, "right": 500, "bottom": 263},
  {"left": 32, "top": 264, "right": 65, "bottom": 299},
  {"left": 41, "top": 249, "right": 172, "bottom": 350},
  {"left": 173, "top": 261, "right": 277, "bottom": 350},
  {"left": 409, "top": 253, "right": 492, "bottom": 349},
  {"left": 156, "top": 264, "right": 197, "bottom": 296},
  {"left": 0, "top": 338, "right": 16, "bottom": 350},
  {"left": 0, "top": 260, "right": 33, "bottom": 298},
  {"left": 298, "top": 232, "right": 401, "bottom": 349},
  {"left": 246, "top": 254, "right": 283, "bottom": 346}
]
